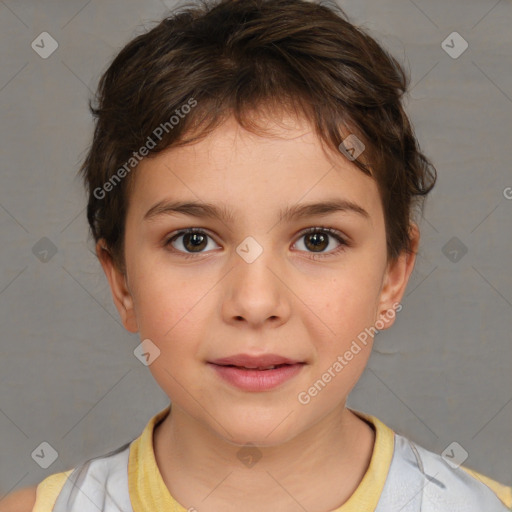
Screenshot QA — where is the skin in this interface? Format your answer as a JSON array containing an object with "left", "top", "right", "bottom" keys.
[
  {"left": 0, "top": 486, "right": 37, "bottom": 512},
  {"left": 98, "top": 112, "right": 419, "bottom": 512}
]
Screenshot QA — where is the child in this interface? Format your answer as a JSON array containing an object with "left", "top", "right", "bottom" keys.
[{"left": 4, "top": 0, "right": 511, "bottom": 510}]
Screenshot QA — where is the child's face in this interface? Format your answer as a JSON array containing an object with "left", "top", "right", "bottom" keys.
[{"left": 100, "top": 113, "right": 417, "bottom": 445}]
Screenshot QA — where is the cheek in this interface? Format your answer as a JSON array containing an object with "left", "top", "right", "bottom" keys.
[
  {"left": 128, "top": 253, "right": 202, "bottom": 336},
  {"left": 297, "top": 263, "right": 383, "bottom": 342},
  {"left": 131, "top": 271, "right": 205, "bottom": 394}
]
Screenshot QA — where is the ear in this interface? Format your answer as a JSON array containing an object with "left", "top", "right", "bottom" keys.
[
  {"left": 96, "top": 240, "right": 138, "bottom": 333},
  {"left": 375, "top": 223, "right": 420, "bottom": 330}
]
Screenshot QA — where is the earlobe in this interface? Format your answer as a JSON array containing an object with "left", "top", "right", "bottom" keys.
[
  {"left": 96, "top": 240, "right": 138, "bottom": 333},
  {"left": 376, "top": 223, "right": 419, "bottom": 329}
]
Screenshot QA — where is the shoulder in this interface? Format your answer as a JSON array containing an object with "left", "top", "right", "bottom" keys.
[
  {"left": 0, "top": 486, "right": 37, "bottom": 512},
  {"left": 3, "top": 470, "right": 74, "bottom": 512},
  {"left": 459, "top": 465, "right": 512, "bottom": 510},
  {"left": 383, "top": 433, "right": 512, "bottom": 511},
  {"left": 1, "top": 468, "right": 75, "bottom": 512},
  {"left": 31, "top": 470, "right": 73, "bottom": 512},
  {"left": 4, "top": 443, "right": 131, "bottom": 512}
]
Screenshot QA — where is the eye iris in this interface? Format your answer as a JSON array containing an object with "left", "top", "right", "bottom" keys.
[
  {"left": 184, "top": 232, "right": 207, "bottom": 252},
  {"left": 305, "top": 232, "right": 328, "bottom": 252},
  {"left": 175, "top": 230, "right": 336, "bottom": 254}
]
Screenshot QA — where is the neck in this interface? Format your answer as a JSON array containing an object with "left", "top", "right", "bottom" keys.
[{"left": 153, "top": 403, "right": 376, "bottom": 512}]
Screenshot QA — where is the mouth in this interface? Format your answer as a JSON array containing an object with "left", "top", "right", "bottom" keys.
[
  {"left": 208, "top": 353, "right": 305, "bottom": 368},
  {"left": 212, "top": 363, "right": 303, "bottom": 370},
  {"left": 207, "top": 355, "right": 306, "bottom": 391}
]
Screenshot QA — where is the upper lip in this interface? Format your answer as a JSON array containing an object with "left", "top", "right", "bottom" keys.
[{"left": 208, "top": 354, "right": 304, "bottom": 368}]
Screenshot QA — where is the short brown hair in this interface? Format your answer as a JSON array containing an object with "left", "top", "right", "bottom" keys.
[{"left": 79, "top": 0, "right": 436, "bottom": 272}]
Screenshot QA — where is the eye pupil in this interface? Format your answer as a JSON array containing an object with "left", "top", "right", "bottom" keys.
[
  {"left": 168, "top": 228, "right": 343, "bottom": 258},
  {"left": 306, "top": 232, "right": 328, "bottom": 252},
  {"left": 184, "top": 233, "right": 207, "bottom": 251}
]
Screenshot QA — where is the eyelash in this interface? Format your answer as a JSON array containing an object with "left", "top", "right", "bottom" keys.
[{"left": 163, "top": 227, "right": 349, "bottom": 260}]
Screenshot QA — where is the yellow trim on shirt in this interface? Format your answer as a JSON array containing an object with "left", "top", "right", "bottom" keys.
[
  {"left": 128, "top": 405, "right": 396, "bottom": 512},
  {"left": 331, "top": 409, "right": 395, "bottom": 511},
  {"left": 32, "top": 469, "right": 73, "bottom": 512},
  {"left": 459, "top": 465, "right": 512, "bottom": 509},
  {"left": 32, "top": 406, "right": 512, "bottom": 512},
  {"left": 128, "top": 405, "right": 189, "bottom": 511}
]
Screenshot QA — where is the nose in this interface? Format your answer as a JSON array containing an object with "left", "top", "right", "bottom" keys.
[{"left": 221, "top": 246, "right": 291, "bottom": 328}]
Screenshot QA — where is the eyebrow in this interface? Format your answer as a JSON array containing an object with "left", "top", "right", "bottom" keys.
[{"left": 143, "top": 198, "right": 370, "bottom": 224}]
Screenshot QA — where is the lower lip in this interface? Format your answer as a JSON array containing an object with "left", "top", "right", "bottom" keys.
[{"left": 208, "top": 363, "right": 305, "bottom": 392}]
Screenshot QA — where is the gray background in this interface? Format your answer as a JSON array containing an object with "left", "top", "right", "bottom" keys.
[{"left": 1, "top": 0, "right": 511, "bottom": 500}]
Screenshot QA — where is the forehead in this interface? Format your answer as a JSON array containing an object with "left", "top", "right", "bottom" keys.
[{"left": 127, "top": 114, "right": 383, "bottom": 226}]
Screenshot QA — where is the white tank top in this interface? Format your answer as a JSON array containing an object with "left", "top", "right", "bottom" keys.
[{"left": 40, "top": 407, "right": 511, "bottom": 511}]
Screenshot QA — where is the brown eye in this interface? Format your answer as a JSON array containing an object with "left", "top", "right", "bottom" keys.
[
  {"left": 304, "top": 231, "right": 329, "bottom": 252},
  {"left": 294, "top": 227, "right": 348, "bottom": 259},
  {"left": 182, "top": 232, "right": 207, "bottom": 252},
  {"left": 165, "top": 229, "right": 219, "bottom": 255}
]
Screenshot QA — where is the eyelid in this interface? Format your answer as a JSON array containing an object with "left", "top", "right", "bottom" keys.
[
  {"left": 296, "top": 226, "right": 348, "bottom": 242},
  {"left": 292, "top": 226, "right": 349, "bottom": 259},
  {"left": 164, "top": 225, "right": 350, "bottom": 258},
  {"left": 164, "top": 227, "right": 220, "bottom": 249}
]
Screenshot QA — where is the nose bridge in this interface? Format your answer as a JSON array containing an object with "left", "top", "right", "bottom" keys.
[
  {"left": 224, "top": 233, "right": 288, "bottom": 323},
  {"left": 233, "top": 233, "right": 280, "bottom": 290}
]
